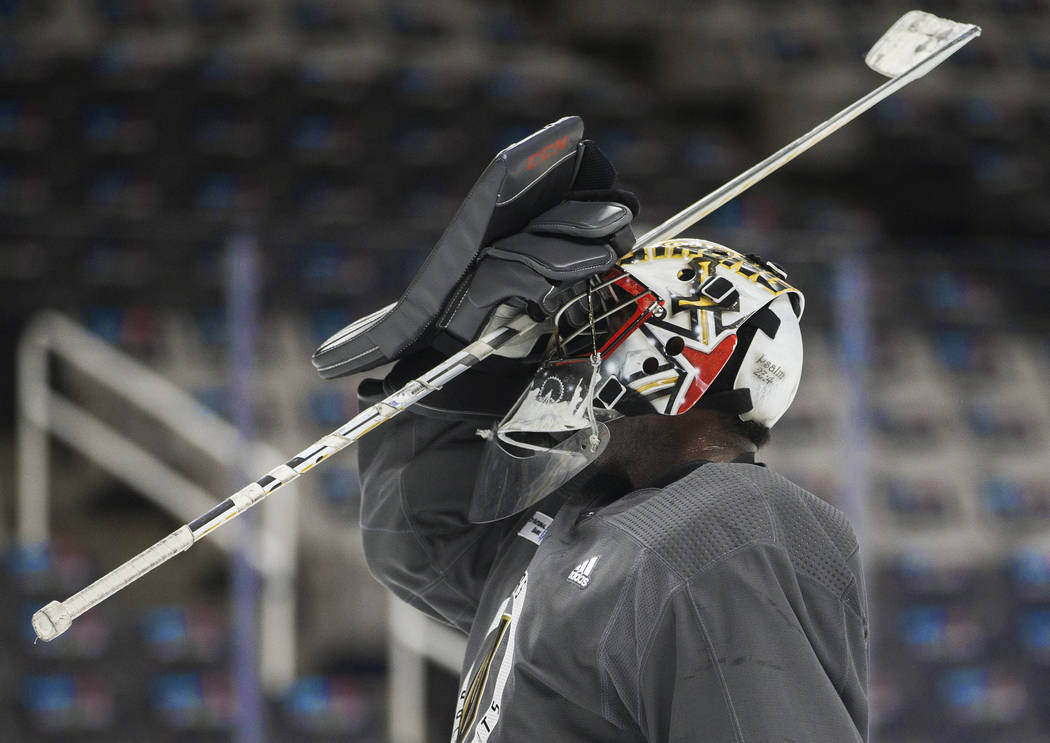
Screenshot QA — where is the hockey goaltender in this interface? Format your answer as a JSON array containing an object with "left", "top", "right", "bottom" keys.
[{"left": 313, "top": 118, "right": 868, "bottom": 742}]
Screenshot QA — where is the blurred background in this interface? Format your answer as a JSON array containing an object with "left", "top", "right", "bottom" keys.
[{"left": 0, "top": 0, "right": 1047, "bottom": 741}]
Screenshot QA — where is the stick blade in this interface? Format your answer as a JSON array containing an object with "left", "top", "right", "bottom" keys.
[{"left": 866, "top": 10, "right": 979, "bottom": 78}]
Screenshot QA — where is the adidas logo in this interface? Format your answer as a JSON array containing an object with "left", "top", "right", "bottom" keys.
[{"left": 567, "top": 555, "right": 600, "bottom": 588}]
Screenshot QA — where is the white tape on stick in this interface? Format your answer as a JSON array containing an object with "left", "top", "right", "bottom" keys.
[
  {"left": 32, "top": 526, "right": 193, "bottom": 640},
  {"left": 865, "top": 11, "right": 977, "bottom": 78},
  {"left": 32, "top": 600, "right": 71, "bottom": 642}
]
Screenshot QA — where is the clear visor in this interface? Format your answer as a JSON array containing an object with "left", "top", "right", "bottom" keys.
[
  {"left": 468, "top": 423, "right": 612, "bottom": 523},
  {"left": 468, "top": 359, "right": 621, "bottom": 523}
]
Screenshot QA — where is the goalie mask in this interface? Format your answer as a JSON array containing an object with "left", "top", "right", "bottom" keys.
[{"left": 469, "top": 239, "right": 805, "bottom": 522}]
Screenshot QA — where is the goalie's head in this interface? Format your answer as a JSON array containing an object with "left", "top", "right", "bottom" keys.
[
  {"left": 597, "top": 238, "right": 804, "bottom": 427},
  {"left": 470, "top": 239, "right": 805, "bottom": 522}
]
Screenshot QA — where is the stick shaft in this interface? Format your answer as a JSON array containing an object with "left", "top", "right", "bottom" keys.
[
  {"left": 633, "top": 24, "right": 980, "bottom": 249},
  {"left": 32, "top": 314, "right": 536, "bottom": 641}
]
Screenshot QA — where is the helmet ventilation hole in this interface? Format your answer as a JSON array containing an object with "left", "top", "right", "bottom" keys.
[
  {"left": 676, "top": 267, "right": 696, "bottom": 281},
  {"left": 665, "top": 336, "right": 685, "bottom": 356},
  {"left": 642, "top": 356, "right": 660, "bottom": 374}
]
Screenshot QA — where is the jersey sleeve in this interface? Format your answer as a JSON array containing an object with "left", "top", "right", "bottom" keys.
[
  {"left": 634, "top": 542, "right": 869, "bottom": 742},
  {"left": 356, "top": 408, "right": 518, "bottom": 633}
]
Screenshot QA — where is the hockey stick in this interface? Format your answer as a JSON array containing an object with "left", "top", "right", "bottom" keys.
[
  {"left": 32, "top": 314, "right": 538, "bottom": 641},
  {"left": 34, "top": 10, "right": 979, "bottom": 643},
  {"left": 633, "top": 10, "right": 981, "bottom": 249}
]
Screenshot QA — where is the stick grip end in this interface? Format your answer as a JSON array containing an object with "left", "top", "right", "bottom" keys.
[{"left": 32, "top": 600, "right": 71, "bottom": 642}]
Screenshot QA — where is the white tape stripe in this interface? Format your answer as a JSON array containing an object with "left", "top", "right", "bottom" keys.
[
  {"left": 320, "top": 434, "right": 350, "bottom": 449},
  {"left": 231, "top": 482, "right": 265, "bottom": 510},
  {"left": 272, "top": 464, "right": 297, "bottom": 482}
]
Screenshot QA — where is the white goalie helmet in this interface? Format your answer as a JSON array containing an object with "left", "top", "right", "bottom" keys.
[
  {"left": 597, "top": 238, "right": 805, "bottom": 425},
  {"left": 470, "top": 238, "right": 805, "bottom": 522}
]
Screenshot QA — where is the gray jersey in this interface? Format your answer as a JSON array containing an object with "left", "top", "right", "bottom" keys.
[{"left": 358, "top": 412, "right": 868, "bottom": 742}]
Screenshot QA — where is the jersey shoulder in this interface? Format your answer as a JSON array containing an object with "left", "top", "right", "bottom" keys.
[{"left": 604, "top": 463, "right": 860, "bottom": 604}]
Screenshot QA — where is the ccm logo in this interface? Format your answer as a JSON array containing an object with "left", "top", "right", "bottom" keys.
[{"left": 525, "top": 135, "right": 569, "bottom": 170}]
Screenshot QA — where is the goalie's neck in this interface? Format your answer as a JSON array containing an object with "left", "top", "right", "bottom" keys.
[{"left": 592, "top": 408, "right": 756, "bottom": 493}]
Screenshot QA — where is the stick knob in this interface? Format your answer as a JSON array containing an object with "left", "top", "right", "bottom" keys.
[{"left": 32, "top": 600, "right": 72, "bottom": 642}]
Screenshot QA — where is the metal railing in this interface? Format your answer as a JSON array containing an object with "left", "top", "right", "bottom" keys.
[
  {"left": 16, "top": 310, "right": 299, "bottom": 693},
  {"left": 388, "top": 595, "right": 467, "bottom": 743}
]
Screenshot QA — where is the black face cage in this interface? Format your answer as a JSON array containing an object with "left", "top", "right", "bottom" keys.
[{"left": 546, "top": 269, "right": 659, "bottom": 361}]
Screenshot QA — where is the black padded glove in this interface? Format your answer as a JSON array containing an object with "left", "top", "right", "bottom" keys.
[
  {"left": 436, "top": 194, "right": 636, "bottom": 350},
  {"left": 312, "top": 116, "right": 640, "bottom": 382}
]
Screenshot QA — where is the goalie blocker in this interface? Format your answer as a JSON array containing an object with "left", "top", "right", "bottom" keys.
[{"left": 311, "top": 116, "right": 639, "bottom": 380}]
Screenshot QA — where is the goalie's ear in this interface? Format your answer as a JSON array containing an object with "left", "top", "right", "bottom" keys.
[{"left": 313, "top": 117, "right": 593, "bottom": 380}]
